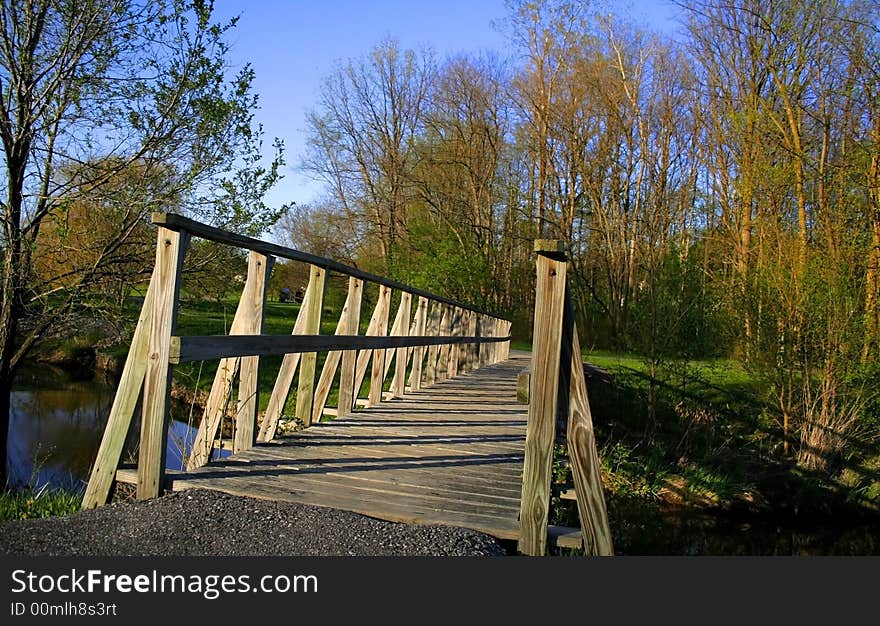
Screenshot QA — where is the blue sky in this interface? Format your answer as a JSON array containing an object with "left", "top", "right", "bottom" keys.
[{"left": 212, "top": 1, "right": 682, "bottom": 212}]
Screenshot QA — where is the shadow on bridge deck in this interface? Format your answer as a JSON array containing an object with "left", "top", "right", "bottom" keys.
[{"left": 165, "top": 353, "right": 531, "bottom": 540}]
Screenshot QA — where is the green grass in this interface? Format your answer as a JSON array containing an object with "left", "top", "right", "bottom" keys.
[{"left": 0, "top": 487, "right": 82, "bottom": 521}]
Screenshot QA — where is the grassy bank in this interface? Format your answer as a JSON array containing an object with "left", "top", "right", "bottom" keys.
[
  {"left": 0, "top": 487, "right": 82, "bottom": 522},
  {"left": 547, "top": 348, "right": 880, "bottom": 530}
]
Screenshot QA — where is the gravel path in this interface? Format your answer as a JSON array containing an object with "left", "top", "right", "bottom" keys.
[{"left": 0, "top": 489, "right": 510, "bottom": 557}]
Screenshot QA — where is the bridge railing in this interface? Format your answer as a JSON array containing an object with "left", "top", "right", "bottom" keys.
[
  {"left": 518, "top": 240, "right": 613, "bottom": 556},
  {"left": 82, "top": 212, "right": 511, "bottom": 509}
]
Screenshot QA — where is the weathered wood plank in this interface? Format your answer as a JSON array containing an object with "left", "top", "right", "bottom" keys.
[
  {"left": 256, "top": 275, "right": 315, "bottom": 444},
  {"left": 391, "top": 292, "right": 412, "bottom": 398},
  {"left": 368, "top": 286, "right": 392, "bottom": 406},
  {"left": 312, "top": 277, "right": 363, "bottom": 423},
  {"left": 352, "top": 284, "right": 391, "bottom": 406},
  {"left": 409, "top": 297, "right": 429, "bottom": 391},
  {"left": 425, "top": 302, "right": 446, "bottom": 386},
  {"left": 234, "top": 252, "right": 274, "bottom": 453},
  {"left": 446, "top": 307, "right": 462, "bottom": 379},
  {"left": 466, "top": 310, "right": 478, "bottom": 372},
  {"left": 190, "top": 253, "right": 275, "bottom": 466},
  {"left": 333, "top": 277, "right": 364, "bottom": 419},
  {"left": 518, "top": 243, "right": 567, "bottom": 555},
  {"left": 82, "top": 270, "right": 158, "bottom": 509},
  {"left": 161, "top": 353, "right": 531, "bottom": 541},
  {"left": 562, "top": 288, "right": 614, "bottom": 556},
  {"left": 137, "top": 228, "right": 189, "bottom": 500},
  {"left": 295, "top": 265, "right": 327, "bottom": 427}
]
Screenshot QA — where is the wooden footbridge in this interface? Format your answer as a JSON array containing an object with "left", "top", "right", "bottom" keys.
[{"left": 82, "top": 214, "right": 613, "bottom": 556}]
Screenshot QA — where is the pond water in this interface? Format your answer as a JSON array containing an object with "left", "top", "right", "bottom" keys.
[{"left": 7, "top": 365, "right": 219, "bottom": 491}]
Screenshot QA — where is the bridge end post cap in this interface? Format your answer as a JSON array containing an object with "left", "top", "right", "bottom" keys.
[{"left": 534, "top": 239, "right": 566, "bottom": 261}]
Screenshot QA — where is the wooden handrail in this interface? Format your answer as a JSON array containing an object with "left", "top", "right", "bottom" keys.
[
  {"left": 82, "top": 217, "right": 513, "bottom": 510},
  {"left": 169, "top": 333, "right": 510, "bottom": 363},
  {"left": 153, "top": 212, "right": 507, "bottom": 321}
]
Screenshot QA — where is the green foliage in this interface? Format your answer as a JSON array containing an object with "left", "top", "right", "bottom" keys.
[
  {"left": 627, "top": 245, "right": 726, "bottom": 360},
  {"left": 0, "top": 487, "right": 82, "bottom": 521},
  {"left": 390, "top": 215, "right": 492, "bottom": 306}
]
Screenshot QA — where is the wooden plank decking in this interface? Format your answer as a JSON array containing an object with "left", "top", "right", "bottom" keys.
[{"left": 164, "top": 352, "right": 530, "bottom": 540}]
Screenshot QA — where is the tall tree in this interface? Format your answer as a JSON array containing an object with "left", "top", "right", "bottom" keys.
[
  {"left": 302, "top": 37, "right": 434, "bottom": 274},
  {"left": 0, "top": 0, "right": 284, "bottom": 486}
]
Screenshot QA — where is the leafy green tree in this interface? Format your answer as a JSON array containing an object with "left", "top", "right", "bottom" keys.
[{"left": 0, "top": 0, "right": 285, "bottom": 485}]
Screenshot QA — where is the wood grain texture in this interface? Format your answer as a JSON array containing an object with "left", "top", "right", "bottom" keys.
[
  {"left": 256, "top": 281, "right": 312, "bottom": 443},
  {"left": 562, "top": 287, "right": 614, "bottom": 556},
  {"left": 336, "top": 277, "right": 364, "bottom": 418},
  {"left": 436, "top": 305, "right": 452, "bottom": 382},
  {"left": 518, "top": 251, "right": 567, "bottom": 555},
  {"left": 391, "top": 292, "right": 412, "bottom": 399},
  {"left": 137, "top": 228, "right": 189, "bottom": 500},
  {"left": 409, "top": 297, "right": 429, "bottom": 391},
  {"left": 165, "top": 353, "right": 530, "bottom": 541},
  {"left": 446, "top": 307, "right": 462, "bottom": 379},
  {"left": 234, "top": 252, "right": 274, "bottom": 453},
  {"left": 368, "top": 285, "right": 392, "bottom": 407},
  {"left": 424, "top": 301, "right": 442, "bottom": 386},
  {"left": 353, "top": 284, "right": 391, "bottom": 407},
  {"left": 296, "top": 265, "right": 326, "bottom": 427},
  {"left": 312, "top": 277, "right": 363, "bottom": 423}
]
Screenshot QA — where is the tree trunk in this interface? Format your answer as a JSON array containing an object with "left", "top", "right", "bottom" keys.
[{"left": 0, "top": 374, "right": 10, "bottom": 488}]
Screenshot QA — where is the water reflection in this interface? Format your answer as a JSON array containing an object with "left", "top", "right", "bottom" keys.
[{"left": 8, "top": 366, "right": 226, "bottom": 491}]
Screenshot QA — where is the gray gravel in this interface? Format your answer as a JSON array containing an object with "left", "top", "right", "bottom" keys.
[{"left": 0, "top": 489, "right": 510, "bottom": 557}]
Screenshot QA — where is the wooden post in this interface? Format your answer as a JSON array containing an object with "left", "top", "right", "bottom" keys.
[
  {"left": 189, "top": 252, "right": 274, "bottom": 466},
  {"left": 368, "top": 285, "right": 392, "bottom": 406},
  {"left": 446, "top": 307, "right": 462, "bottom": 379},
  {"left": 478, "top": 315, "right": 488, "bottom": 367},
  {"left": 436, "top": 305, "right": 452, "bottom": 382},
  {"left": 352, "top": 284, "right": 391, "bottom": 406},
  {"left": 494, "top": 317, "right": 503, "bottom": 363},
  {"left": 256, "top": 276, "right": 316, "bottom": 444},
  {"left": 137, "top": 227, "right": 189, "bottom": 500},
  {"left": 409, "top": 297, "right": 429, "bottom": 391},
  {"left": 502, "top": 320, "right": 512, "bottom": 360},
  {"left": 233, "top": 252, "right": 273, "bottom": 453},
  {"left": 466, "top": 310, "right": 478, "bottom": 372},
  {"left": 423, "top": 301, "right": 442, "bottom": 386},
  {"left": 296, "top": 265, "right": 327, "bottom": 427},
  {"left": 518, "top": 240, "right": 567, "bottom": 555},
  {"left": 312, "top": 277, "right": 363, "bottom": 423},
  {"left": 561, "top": 284, "right": 614, "bottom": 556},
  {"left": 336, "top": 277, "right": 364, "bottom": 418},
  {"left": 82, "top": 270, "right": 158, "bottom": 509},
  {"left": 391, "top": 292, "right": 412, "bottom": 398}
]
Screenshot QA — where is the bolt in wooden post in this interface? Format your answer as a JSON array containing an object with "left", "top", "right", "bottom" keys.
[
  {"left": 296, "top": 265, "right": 326, "bottom": 427},
  {"left": 137, "top": 227, "right": 189, "bottom": 500},
  {"left": 518, "top": 239, "right": 567, "bottom": 555}
]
